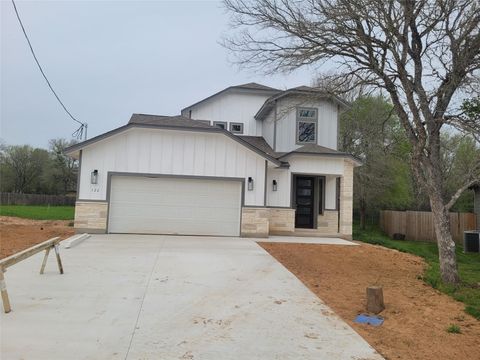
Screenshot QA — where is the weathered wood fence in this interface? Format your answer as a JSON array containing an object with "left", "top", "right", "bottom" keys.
[
  {"left": 0, "top": 193, "right": 75, "bottom": 206},
  {"left": 379, "top": 210, "right": 477, "bottom": 243}
]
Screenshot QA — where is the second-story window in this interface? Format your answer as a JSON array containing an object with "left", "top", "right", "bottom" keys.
[
  {"left": 213, "top": 121, "right": 227, "bottom": 130},
  {"left": 229, "top": 122, "right": 244, "bottom": 134},
  {"left": 296, "top": 107, "right": 318, "bottom": 144}
]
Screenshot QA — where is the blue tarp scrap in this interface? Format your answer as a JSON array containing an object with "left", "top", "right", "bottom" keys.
[{"left": 354, "top": 314, "right": 384, "bottom": 326}]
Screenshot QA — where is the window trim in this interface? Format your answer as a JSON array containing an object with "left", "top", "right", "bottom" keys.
[
  {"left": 213, "top": 121, "right": 227, "bottom": 130},
  {"left": 229, "top": 122, "right": 244, "bottom": 134},
  {"left": 296, "top": 107, "right": 318, "bottom": 145}
]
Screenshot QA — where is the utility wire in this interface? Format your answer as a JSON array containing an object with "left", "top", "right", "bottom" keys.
[{"left": 11, "top": 0, "right": 88, "bottom": 140}]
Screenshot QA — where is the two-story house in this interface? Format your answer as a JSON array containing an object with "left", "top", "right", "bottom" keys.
[{"left": 66, "top": 83, "right": 360, "bottom": 239}]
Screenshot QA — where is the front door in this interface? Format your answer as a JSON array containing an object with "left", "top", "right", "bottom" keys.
[{"left": 294, "top": 176, "right": 315, "bottom": 228}]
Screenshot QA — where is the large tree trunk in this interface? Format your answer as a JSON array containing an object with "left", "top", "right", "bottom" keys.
[{"left": 429, "top": 191, "right": 460, "bottom": 285}]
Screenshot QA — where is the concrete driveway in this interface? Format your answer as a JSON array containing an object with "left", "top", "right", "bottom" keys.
[{"left": 1, "top": 235, "right": 382, "bottom": 360}]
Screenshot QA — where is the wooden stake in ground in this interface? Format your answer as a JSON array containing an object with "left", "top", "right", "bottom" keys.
[
  {"left": 366, "top": 286, "right": 385, "bottom": 314},
  {"left": 0, "top": 268, "right": 11, "bottom": 313}
]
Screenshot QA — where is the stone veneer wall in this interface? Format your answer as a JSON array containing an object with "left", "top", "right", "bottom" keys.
[
  {"left": 268, "top": 208, "right": 295, "bottom": 235},
  {"left": 339, "top": 160, "right": 354, "bottom": 239},
  {"left": 74, "top": 201, "right": 108, "bottom": 233},
  {"left": 241, "top": 207, "right": 269, "bottom": 238},
  {"left": 317, "top": 210, "right": 339, "bottom": 234}
]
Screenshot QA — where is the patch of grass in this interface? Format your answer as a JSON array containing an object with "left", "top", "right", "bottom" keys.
[
  {"left": 0, "top": 205, "right": 74, "bottom": 220},
  {"left": 354, "top": 223, "right": 480, "bottom": 320},
  {"left": 446, "top": 324, "right": 461, "bottom": 334}
]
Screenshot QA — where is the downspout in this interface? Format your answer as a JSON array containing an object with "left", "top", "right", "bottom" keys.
[{"left": 273, "top": 100, "right": 277, "bottom": 152}]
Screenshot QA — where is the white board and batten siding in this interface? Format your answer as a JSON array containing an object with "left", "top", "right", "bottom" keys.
[
  {"left": 186, "top": 91, "right": 272, "bottom": 136},
  {"left": 78, "top": 127, "right": 267, "bottom": 206},
  {"left": 108, "top": 176, "right": 242, "bottom": 236}
]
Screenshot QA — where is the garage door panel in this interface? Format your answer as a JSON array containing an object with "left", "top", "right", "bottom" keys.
[
  {"left": 108, "top": 176, "right": 242, "bottom": 236},
  {"left": 109, "top": 205, "right": 240, "bottom": 222}
]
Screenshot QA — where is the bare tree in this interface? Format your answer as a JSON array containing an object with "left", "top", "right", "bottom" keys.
[{"left": 223, "top": 0, "right": 480, "bottom": 284}]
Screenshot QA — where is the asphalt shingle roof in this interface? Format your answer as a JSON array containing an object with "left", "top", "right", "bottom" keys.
[
  {"left": 237, "top": 136, "right": 280, "bottom": 158},
  {"left": 238, "top": 136, "right": 350, "bottom": 160},
  {"left": 235, "top": 82, "right": 280, "bottom": 91},
  {"left": 129, "top": 114, "right": 214, "bottom": 128}
]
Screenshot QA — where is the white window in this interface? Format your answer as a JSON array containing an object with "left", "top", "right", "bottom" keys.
[
  {"left": 296, "top": 107, "right": 317, "bottom": 144},
  {"left": 229, "top": 122, "right": 244, "bottom": 134},
  {"left": 213, "top": 121, "right": 227, "bottom": 130}
]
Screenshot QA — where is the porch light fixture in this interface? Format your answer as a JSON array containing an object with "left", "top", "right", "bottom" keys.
[
  {"left": 247, "top": 177, "right": 254, "bottom": 191},
  {"left": 91, "top": 170, "right": 98, "bottom": 184},
  {"left": 272, "top": 180, "right": 278, "bottom": 191}
]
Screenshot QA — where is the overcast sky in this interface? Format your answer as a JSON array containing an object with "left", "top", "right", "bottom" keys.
[{"left": 1, "top": 0, "right": 315, "bottom": 148}]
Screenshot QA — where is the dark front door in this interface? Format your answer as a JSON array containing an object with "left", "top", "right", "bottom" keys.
[{"left": 294, "top": 176, "right": 315, "bottom": 228}]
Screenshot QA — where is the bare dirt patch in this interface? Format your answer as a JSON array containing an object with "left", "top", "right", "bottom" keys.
[
  {"left": 259, "top": 242, "right": 480, "bottom": 360},
  {"left": 0, "top": 216, "right": 75, "bottom": 259}
]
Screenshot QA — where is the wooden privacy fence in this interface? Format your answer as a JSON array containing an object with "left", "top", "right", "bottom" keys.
[
  {"left": 1, "top": 192, "right": 75, "bottom": 206},
  {"left": 379, "top": 210, "right": 477, "bottom": 243}
]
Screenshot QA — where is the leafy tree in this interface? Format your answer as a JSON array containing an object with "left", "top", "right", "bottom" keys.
[
  {"left": 223, "top": 0, "right": 480, "bottom": 284},
  {"left": 48, "top": 138, "right": 78, "bottom": 194},
  {"left": 340, "top": 96, "right": 413, "bottom": 228},
  {"left": 0, "top": 145, "right": 44, "bottom": 193},
  {"left": 0, "top": 139, "right": 78, "bottom": 195},
  {"left": 442, "top": 134, "right": 479, "bottom": 212}
]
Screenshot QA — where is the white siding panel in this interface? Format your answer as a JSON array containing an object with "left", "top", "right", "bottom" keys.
[
  {"left": 266, "top": 166, "right": 291, "bottom": 207},
  {"left": 262, "top": 110, "right": 275, "bottom": 149},
  {"left": 288, "top": 155, "right": 345, "bottom": 175},
  {"left": 79, "top": 128, "right": 267, "bottom": 206},
  {"left": 188, "top": 91, "right": 272, "bottom": 136}
]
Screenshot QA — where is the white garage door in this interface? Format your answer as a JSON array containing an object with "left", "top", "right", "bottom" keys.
[{"left": 108, "top": 175, "right": 242, "bottom": 236}]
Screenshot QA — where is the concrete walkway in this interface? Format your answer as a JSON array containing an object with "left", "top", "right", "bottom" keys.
[
  {"left": 1, "top": 235, "right": 382, "bottom": 360},
  {"left": 256, "top": 236, "right": 359, "bottom": 245}
]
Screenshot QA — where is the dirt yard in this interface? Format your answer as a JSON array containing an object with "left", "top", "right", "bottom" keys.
[
  {"left": 260, "top": 242, "right": 480, "bottom": 360},
  {"left": 0, "top": 216, "right": 75, "bottom": 259}
]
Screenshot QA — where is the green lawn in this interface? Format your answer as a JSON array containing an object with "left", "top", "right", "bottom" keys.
[
  {"left": 354, "top": 223, "right": 480, "bottom": 320},
  {"left": 0, "top": 205, "right": 74, "bottom": 220}
]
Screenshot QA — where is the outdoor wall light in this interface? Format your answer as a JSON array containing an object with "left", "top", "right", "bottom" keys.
[
  {"left": 91, "top": 170, "right": 98, "bottom": 185},
  {"left": 247, "top": 177, "right": 254, "bottom": 191},
  {"left": 272, "top": 179, "right": 278, "bottom": 191}
]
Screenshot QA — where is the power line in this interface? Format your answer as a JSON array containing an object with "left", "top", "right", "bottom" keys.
[{"left": 11, "top": 0, "right": 88, "bottom": 140}]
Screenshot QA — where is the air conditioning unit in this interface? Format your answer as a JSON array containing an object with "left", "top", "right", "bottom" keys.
[{"left": 464, "top": 231, "right": 480, "bottom": 253}]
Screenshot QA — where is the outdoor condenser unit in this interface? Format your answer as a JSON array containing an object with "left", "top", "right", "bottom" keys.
[{"left": 463, "top": 231, "right": 480, "bottom": 253}]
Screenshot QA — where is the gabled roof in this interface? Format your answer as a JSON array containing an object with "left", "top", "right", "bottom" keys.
[
  {"left": 255, "top": 86, "right": 351, "bottom": 120},
  {"left": 181, "top": 82, "right": 281, "bottom": 113},
  {"left": 277, "top": 143, "right": 362, "bottom": 165},
  {"left": 238, "top": 136, "right": 362, "bottom": 165},
  {"left": 64, "top": 114, "right": 283, "bottom": 166}
]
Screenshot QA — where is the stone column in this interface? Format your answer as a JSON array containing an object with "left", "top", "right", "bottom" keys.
[{"left": 339, "top": 160, "right": 354, "bottom": 239}]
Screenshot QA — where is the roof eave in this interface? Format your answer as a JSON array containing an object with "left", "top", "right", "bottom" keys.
[
  {"left": 64, "top": 123, "right": 282, "bottom": 166},
  {"left": 255, "top": 90, "right": 350, "bottom": 120},
  {"left": 278, "top": 151, "right": 362, "bottom": 166},
  {"left": 181, "top": 86, "right": 280, "bottom": 114}
]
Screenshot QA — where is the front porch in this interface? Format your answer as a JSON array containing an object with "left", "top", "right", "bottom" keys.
[{"left": 240, "top": 171, "right": 353, "bottom": 240}]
